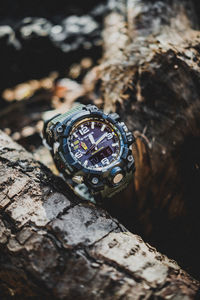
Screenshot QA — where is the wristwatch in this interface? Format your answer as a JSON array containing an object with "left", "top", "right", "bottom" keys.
[{"left": 42, "top": 104, "right": 135, "bottom": 204}]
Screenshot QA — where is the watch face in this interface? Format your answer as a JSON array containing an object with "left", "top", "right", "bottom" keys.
[{"left": 68, "top": 118, "right": 121, "bottom": 170}]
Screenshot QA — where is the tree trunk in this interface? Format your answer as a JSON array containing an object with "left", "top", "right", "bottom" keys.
[
  {"left": 0, "top": 130, "right": 199, "bottom": 299},
  {"left": 84, "top": 0, "right": 200, "bottom": 279}
]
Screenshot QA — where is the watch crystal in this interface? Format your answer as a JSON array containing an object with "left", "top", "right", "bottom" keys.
[{"left": 68, "top": 118, "right": 121, "bottom": 170}]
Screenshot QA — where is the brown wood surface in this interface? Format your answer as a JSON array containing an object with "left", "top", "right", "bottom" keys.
[
  {"left": 84, "top": 0, "right": 200, "bottom": 279},
  {"left": 0, "top": 130, "right": 199, "bottom": 299},
  {"left": 1, "top": 0, "right": 200, "bottom": 298}
]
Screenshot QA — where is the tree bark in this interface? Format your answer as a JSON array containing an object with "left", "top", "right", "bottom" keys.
[
  {"left": 1, "top": 0, "right": 200, "bottom": 298},
  {"left": 0, "top": 130, "right": 199, "bottom": 299},
  {"left": 84, "top": 0, "right": 200, "bottom": 279}
]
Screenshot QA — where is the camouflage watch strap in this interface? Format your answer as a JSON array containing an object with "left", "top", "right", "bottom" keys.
[
  {"left": 48, "top": 103, "right": 86, "bottom": 127},
  {"left": 43, "top": 103, "right": 85, "bottom": 147}
]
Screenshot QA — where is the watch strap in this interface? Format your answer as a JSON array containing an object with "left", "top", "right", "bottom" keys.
[
  {"left": 47, "top": 103, "right": 85, "bottom": 126},
  {"left": 43, "top": 103, "right": 86, "bottom": 148}
]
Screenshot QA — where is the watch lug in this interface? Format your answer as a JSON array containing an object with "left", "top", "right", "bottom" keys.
[
  {"left": 109, "top": 113, "right": 120, "bottom": 121},
  {"left": 53, "top": 142, "right": 60, "bottom": 154},
  {"left": 87, "top": 105, "right": 99, "bottom": 113},
  {"left": 72, "top": 175, "right": 84, "bottom": 184},
  {"left": 42, "top": 138, "right": 52, "bottom": 151}
]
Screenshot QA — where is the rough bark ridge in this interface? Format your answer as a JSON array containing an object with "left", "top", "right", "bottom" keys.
[
  {"left": 87, "top": 0, "right": 200, "bottom": 278},
  {"left": 0, "top": 131, "right": 199, "bottom": 298}
]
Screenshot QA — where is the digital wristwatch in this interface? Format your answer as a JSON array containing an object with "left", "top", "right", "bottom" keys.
[{"left": 42, "top": 104, "right": 135, "bottom": 204}]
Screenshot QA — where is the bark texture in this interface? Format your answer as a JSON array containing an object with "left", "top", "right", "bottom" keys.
[
  {"left": 0, "top": 131, "right": 199, "bottom": 299},
  {"left": 1, "top": 0, "right": 200, "bottom": 298},
  {"left": 84, "top": 0, "right": 200, "bottom": 279}
]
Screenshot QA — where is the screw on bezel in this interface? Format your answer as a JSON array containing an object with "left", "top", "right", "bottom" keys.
[
  {"left": 91, "top": 177, "right": 99, "bottom": 185},
  {"left": 127, "top": 155, "right": 133, "bottom": 162},
  {"left": 57, "top": 126, "right": 64, "bottom": 133}
]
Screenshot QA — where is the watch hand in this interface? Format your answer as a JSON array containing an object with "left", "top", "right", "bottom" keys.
[
  {"left": 86, "top": 134, "right": 96, "bottom": 154},
  {"left": 86, "top": 133, "right": 107, "bottom": 154},
  {"left": 95, "top": 132, "right": 107, "bottom": 146},
  {"left": 88, "top": 134, "right": 95, "bottom": 145},
  {"left": 88, "top": 134, "right": 97, "bottom": 150},
  {"left": 86, "top": 135, "right": 96, "bottom": 154},
  {"left": 86, "top": 144, "right": 96, "bottom": 154}
]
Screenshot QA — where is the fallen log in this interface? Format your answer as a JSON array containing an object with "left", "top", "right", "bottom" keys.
[
  {"left": 83, "top": 0, "right": 200, "bottom": 279},
  {"left": 0, "top": 132, "right": 199, "bottom": 299},
  {"left": 1, "top": 0, "right": 200, "bottom": 297}
]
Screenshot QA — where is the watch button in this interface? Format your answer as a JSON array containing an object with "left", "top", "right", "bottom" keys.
[
  {"left": 119, "top": 122, "right": 128, "bottom": 133},
  {"left": 113, "top": 173, "right": 124, "bottom": 184},
  {"left": 126, "top": 132, "right": 134, "bottom": 144}
]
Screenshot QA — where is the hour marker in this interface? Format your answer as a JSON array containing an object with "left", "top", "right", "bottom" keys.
[
  {"left": 107, "top": 132, "right": 113, "bottom": 140},
  {"left": 75, "top": 151, "right": 83, "bottom": 159},
  {"left": 101, "top": 158, "right": 109, "bottom": 165},
  {"left": 112, "top": 153, "right": 117, "bottom": 157},
  {"left": 101, "top": 124, "right": 106, "bottom": 131},
  {"left": 79, "top": 126, "right": 89, "bottom": 135},
  {"left": 73, "top": 133, "right": 78, "bottom": 138},
  {"left": 91, "top": 122, "right": 94, "bottom": 129},
  {"left": 112, "top": 143, "right": 118, "bottom": 147}
]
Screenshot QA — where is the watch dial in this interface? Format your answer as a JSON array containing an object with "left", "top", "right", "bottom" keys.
[{"left": 68, "top": 118, "right": 121, "bottom": 170}]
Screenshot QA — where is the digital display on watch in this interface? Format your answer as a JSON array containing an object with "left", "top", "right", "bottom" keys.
[{"left": 89, "top": 146, "right": 113, "bottom": 165}]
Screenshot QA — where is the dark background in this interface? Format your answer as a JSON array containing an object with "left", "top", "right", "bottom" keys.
[{"left": 0, "top": 0, "right": 107, "bottom": 93}]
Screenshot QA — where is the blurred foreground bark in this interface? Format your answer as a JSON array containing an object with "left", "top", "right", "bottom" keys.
[
  {"left": 0, "top": 130, "right": 199, "bottom": 299},
  {"left": 84, "top": 0, "right": 200, "bottom": 279}
]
